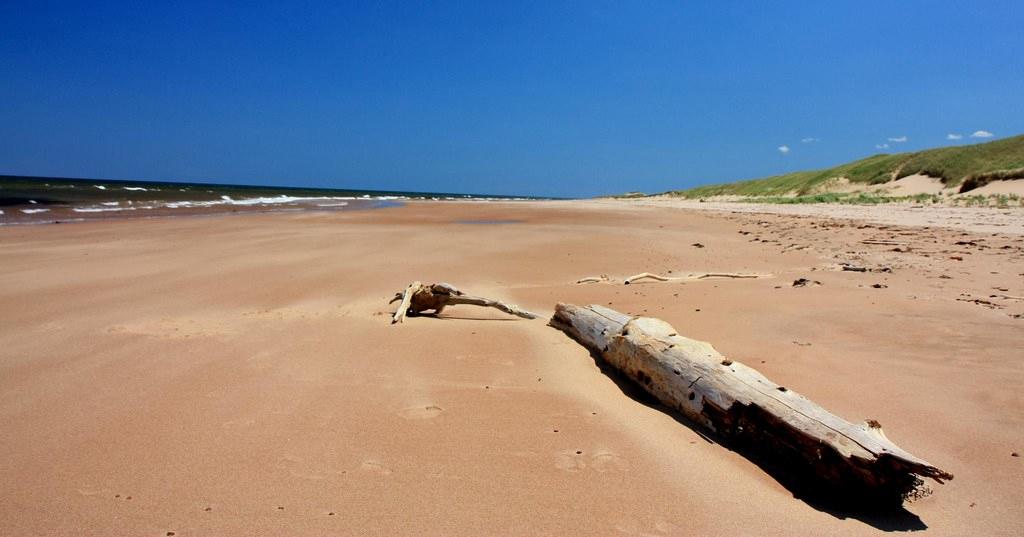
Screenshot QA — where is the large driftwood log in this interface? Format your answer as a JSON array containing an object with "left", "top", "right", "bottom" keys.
[
  {"left": 390, "top": 282, "right": 537, "bottom": 324},
  {"left": 550, "top": 303, "right": 952, "bottom": 505}
]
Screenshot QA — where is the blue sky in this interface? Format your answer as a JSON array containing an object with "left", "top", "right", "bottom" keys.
[{"left": 1, "top": 1, "right": 1022, "bottom": 197}]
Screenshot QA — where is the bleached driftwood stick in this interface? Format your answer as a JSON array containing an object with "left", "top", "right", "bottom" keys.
[
  {"left": 623, "top": 272, "right": 671, "bottom": 284},
  {"left": 861, "top": 239, "right": 907, "bottom": 246},
  {"left": 390, "top": 282, "right": 537, "bottom": 323},
  {"left": 577, "top": 272, "right": 763, "bottom": 285},
  {"left": 550, "top": 303, "right": 952, "bottom": 506},
  {"left": 391, "top": 281, "right": 422, "bottom": 324}
]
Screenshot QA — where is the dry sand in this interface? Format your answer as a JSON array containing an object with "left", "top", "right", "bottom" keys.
[
  {"left": 1, "top": 201, "right": 1022, "bottom": 536},
  {"left": 809, "top": 174, "right": 951, "bottom": 197},
  {"left": 601, "top": 197, "right": 1024, "bottom": 235}
]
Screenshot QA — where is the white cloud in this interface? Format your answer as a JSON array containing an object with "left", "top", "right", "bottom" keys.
[
  {"left": 946, "top": 133, "right": 963, "bottom": 140},
  {"left": 970, "top": 130, "right": 993, "bottom": 138},
  {"left": 801, "top": 137, "right": 818, "bottom": 143},
  {"left": 887, "top": 136, "right": 908, "bottom": 143},
  {"left": 777, "top": 145, "right": 790, "bottom": 154},
  {"left": 875, "top": 143, "right": 889, "bottom": 150}
]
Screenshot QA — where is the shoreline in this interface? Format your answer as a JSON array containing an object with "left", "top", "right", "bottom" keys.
[{"left": 5, "top": 196, "right": 1024, "bottom": 235}]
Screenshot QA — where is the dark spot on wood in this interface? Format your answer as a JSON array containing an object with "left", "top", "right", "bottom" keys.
[
  {"left": 688, "top": 392, "right": 696, "bottom": 401},
  {"left": 721, "top": 359, "right": 733, "bottom": 366},
  {"left": 777, "top": 386, "right": 788, "bottom": 392}
]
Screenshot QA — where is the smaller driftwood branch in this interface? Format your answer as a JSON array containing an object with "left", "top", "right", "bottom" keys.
[
  {"left": 624, "top": 272, "right": 672, "bottom": 284},
  {"left": 391, "top": 282, "right": 537, "bottom": 323},
  {"left": 861, "top": 239, "right": 906, "bottom": 246},
  {"left": 577, "top": 272, "right": 763, "bottom": 285}
]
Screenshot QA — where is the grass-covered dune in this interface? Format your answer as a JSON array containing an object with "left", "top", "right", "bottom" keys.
[{"left": 668, "top": 134, "right": 1024, "bottom": 198}]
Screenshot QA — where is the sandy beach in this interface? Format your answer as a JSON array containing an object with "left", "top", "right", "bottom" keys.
[{"left": 1, "top": 201, "right": 1022, "bottom": 536}]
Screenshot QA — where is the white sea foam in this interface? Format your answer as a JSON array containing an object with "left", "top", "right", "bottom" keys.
[
  {"left": 163, "top": 195, "right": 357, "bottom": 209},
  {"left": 73, "top": 207, "right": 132, "bottom": 213},
  {"left": 102, "top": 202, "right": 120, "bottom": 206},
  {"left": 28, "top": 199, "right": 38, "bottom": 204},
  {"left": 93, "top": 185, "right": 107, "bottom": 190},
  {"left": 123, "top": 186, "right": 150, "bottom": 191},
  {"left": 316, "top": 202, "right": 349, "bottom": 207},
  {"left": 21, "top": 208, "right": 50, "bottom": 214}
]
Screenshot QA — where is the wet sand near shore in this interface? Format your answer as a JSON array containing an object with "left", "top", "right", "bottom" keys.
[{"left": 0, "top": 201, "right": 1021, "bottom": 536}]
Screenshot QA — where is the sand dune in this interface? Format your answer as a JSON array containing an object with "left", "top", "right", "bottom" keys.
[{"left": 1, "top": 202, "right": 1021, "bottom": 535}]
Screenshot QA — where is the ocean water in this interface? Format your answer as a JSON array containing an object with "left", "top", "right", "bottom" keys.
[{"left": 0, "top": 175, "right": 545, "bottom": 225}]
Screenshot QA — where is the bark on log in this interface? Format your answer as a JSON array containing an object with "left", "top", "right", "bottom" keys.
[
  {"left": 550, "top": 303, "right": 952, "bottom": 506},
  {"left": 390, "top": 282, "right": 537, "bottom": 323}
]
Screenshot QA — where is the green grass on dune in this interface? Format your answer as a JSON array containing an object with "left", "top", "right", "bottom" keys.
[{"left": 668, "top": 134, "right": 1024, "bottom": 198}]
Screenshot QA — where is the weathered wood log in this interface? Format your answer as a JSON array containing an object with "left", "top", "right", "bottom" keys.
[
  {"left": 390, "top": 282, "right": 537, "bottom": 323},
  {"left": 550, "top": 303, "right": 952, "bottom": 506}
]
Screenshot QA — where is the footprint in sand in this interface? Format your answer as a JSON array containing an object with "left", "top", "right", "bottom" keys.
[
  {"left": 554, "top": 449, "right": 625, "bottom": 473},
  {"left": 275, "top": 454, "right": 328, "bottom": 480},
  {"left": 398, "top": 404, "right": 444, "bottom": 420},
  {"left": 360, "top": 460, "right": 393, "bottom": 476},
  {"left": 221, "top": 417, "right": 257, "bottom": 430},
  {"left": 589, "top": 450, "right": 627, "bottom": 473},
  {"left": 242, "top": 306, "right": 351, "bottom": 322},
  {"left": 553, "top": 450, "right": 587, "bottom": 472},
  {"left": 106, "top": 317, "right": 236, "bottom": 339},
  {"left": 615, "top": 518, "right": 679, "bottom": 536},
  {"left": 77, "top": 487, "right": 107, "bottom": 497}
]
